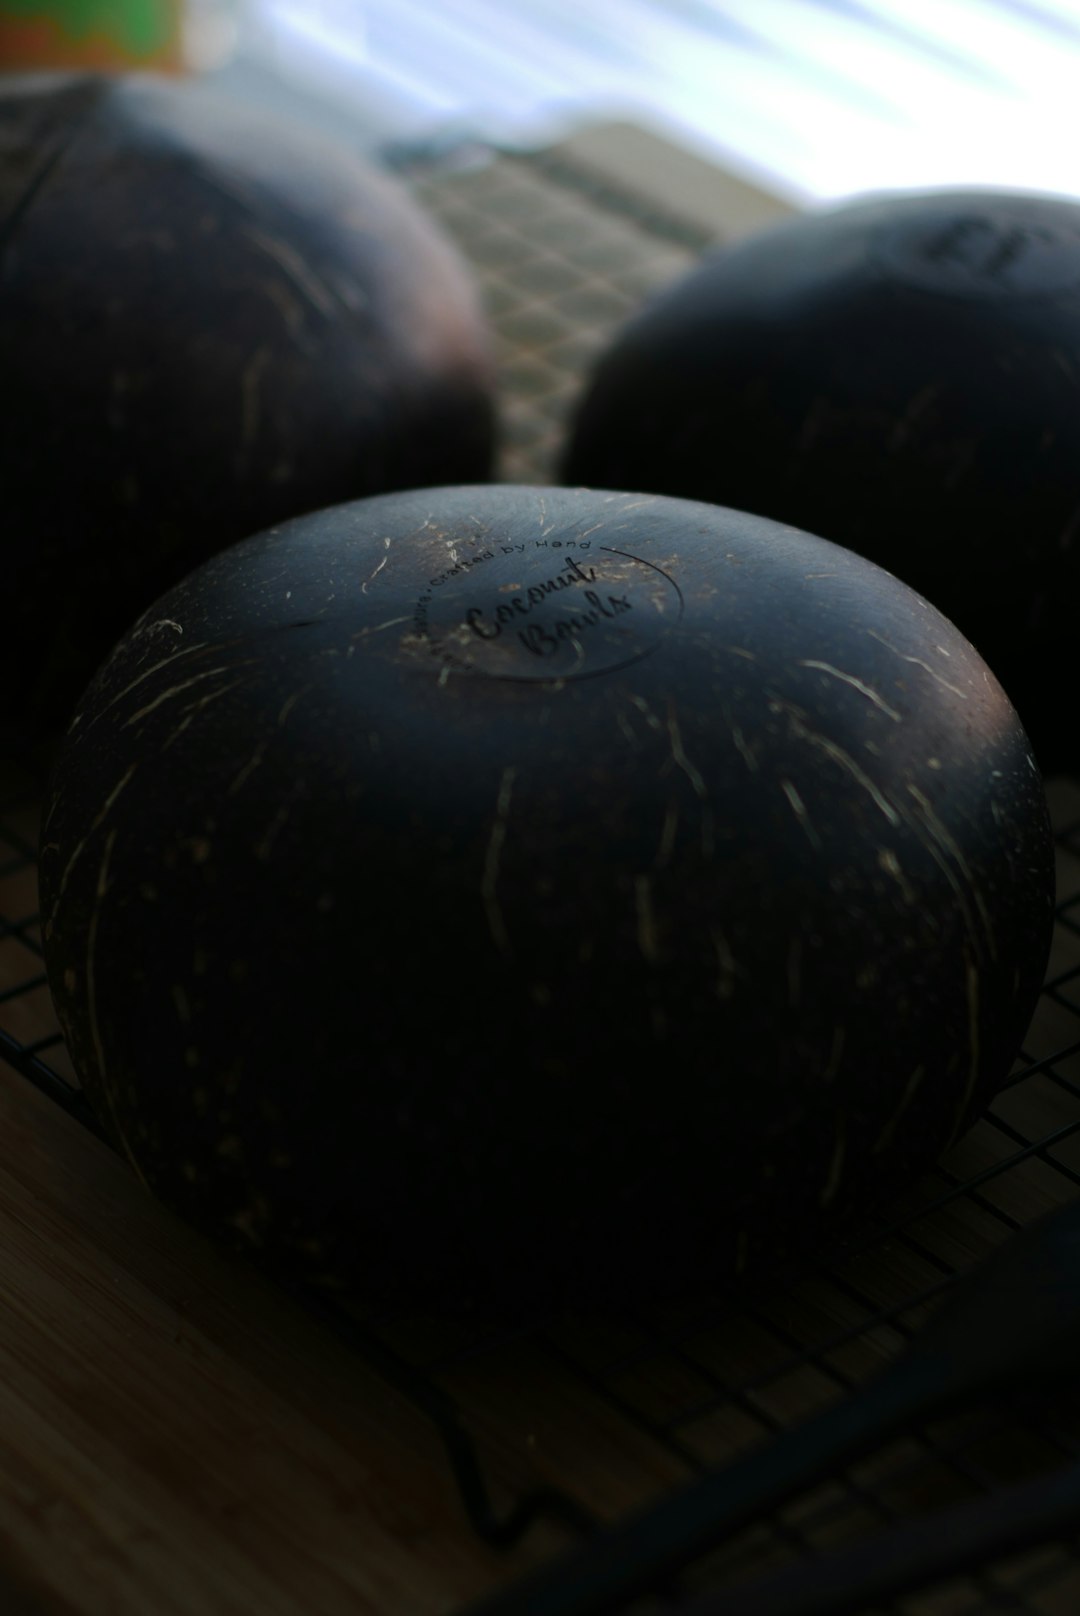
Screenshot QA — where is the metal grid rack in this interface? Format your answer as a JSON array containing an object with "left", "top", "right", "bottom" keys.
[{"left": 5, "top": 142, "right": 1080, "bottom": 1614}]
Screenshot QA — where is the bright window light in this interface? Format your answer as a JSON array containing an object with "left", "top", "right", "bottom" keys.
[{"left": 244, "top": 0, "right": 1080, "bottom": 202}]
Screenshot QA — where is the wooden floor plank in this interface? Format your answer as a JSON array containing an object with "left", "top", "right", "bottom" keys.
[{"left": 0, "top": 1065, "right": 565, "bottom": 1616}]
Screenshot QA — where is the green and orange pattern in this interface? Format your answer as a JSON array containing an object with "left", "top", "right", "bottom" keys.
[{"left": 0, "top": 0, "right": 182, "bottom": 70}]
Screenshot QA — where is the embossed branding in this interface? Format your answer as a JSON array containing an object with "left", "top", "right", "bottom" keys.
[
  {"left": 875, "top": 204, "right": 1080, "bottom": 300},
  {"left": 464, "top": 555, "right": 635, "bottom": 656},
  {"left": 405, "top": 536, "right": 681, "bottom": 681}
]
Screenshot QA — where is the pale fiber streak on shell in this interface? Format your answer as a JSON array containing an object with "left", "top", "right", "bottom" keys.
[{"left": 797, "top": 660, "right": 902, "bottom": 722}]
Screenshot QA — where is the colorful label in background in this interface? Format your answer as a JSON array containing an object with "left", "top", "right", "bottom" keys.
[{"left": 0, "top": 0, "right": 183, "bottom": 70}]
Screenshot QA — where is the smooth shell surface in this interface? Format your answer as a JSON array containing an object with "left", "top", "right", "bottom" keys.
[
  {"left": 39, "top": 486, "right": 1055, "bottom": 1309},
  {"left": 561, "top": 188, "right": 1080, "bottom": 766},
  {"left": 0, "top": 72, "right": 494, "bottom": 737}
]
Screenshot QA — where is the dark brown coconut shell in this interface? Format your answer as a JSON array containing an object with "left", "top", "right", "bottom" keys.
[
  {"left": 0, "top": 71, "right": 495, "bottom": 739},
  {"left": 562, "top": 188, "right": 1080, "bottom": 768},
  {"left": 39, "top": 485, "right": 1055, "bottom": 1312}
]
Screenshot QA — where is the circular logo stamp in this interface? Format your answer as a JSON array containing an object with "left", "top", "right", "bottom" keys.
[
  {"left": 874, "top": 201, "right": 1080, "bottom": 301},
  {"left": 404, "top": 539, "right": 683, "bottom": 682}
]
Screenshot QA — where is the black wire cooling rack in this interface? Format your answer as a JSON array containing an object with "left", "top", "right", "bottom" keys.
[{"left": 6, "top": 140, "right": 1080, "bottom": 1616}]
